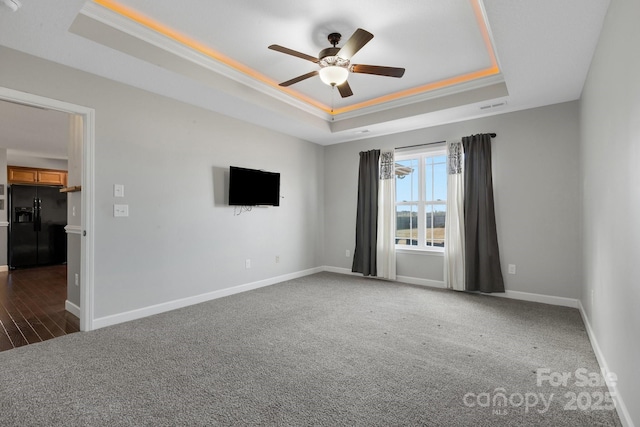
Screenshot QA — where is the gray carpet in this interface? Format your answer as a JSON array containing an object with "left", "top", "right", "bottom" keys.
[{"left": 0, "top": 272, "right": 621, "bottom": 426}]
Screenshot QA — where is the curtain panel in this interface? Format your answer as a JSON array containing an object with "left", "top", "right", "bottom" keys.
[
  {"left": 377, "top": 150, "right": 396, "bottom": 280},
  {"left": 462, "top": 134, "right": 505, "bottom": 293},
  {"left": 444, "top": 141, "right": 465, "bottom": 291},
  {"left": 352, "top": 149, "right": 380, "bottom": 276}
]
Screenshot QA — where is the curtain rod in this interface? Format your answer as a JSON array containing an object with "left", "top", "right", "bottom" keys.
[
  {"left": 395, "top": 133, "right": 496, "bottom": 151},
  {"left": 395, "top": 140, "right": 446, "bottom": 150}
]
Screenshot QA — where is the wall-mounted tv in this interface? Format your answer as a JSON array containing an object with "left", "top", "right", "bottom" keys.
[{"left": 228, "top": 166, "right": 280, "bottom": 206}]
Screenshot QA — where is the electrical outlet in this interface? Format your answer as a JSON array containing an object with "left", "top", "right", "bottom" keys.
[
  {"left": 74, "top": 273, "right": 79, "bottom": 286},
  {"left": 245, "top": 259, "right": 251, "bottom": 269},
  {"left": 275, "top": 255, "right": 280, "bottom": 263},
  {"left": 346, "top": 249, "right": 350, "bottom": 257},
  {"left": 114, "top": 204, "right": 129, "bottom": 217},
  {"left": 508, "top": 264, "right": 516, "bottom": 274}
]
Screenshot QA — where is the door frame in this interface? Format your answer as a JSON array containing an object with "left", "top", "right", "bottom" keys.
[{"left": 0, "top": 87, "right": 95, "bottom": 331}]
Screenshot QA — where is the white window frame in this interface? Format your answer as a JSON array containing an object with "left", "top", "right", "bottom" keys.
[{"left": 395, "top": 145, "right": 447, "bottom": 253}]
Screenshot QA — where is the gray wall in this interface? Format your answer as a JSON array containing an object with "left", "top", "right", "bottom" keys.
[
  {"left": 0, "top": 46, "right": 325, "bottom": 320},
  {"left": 580, "top": 0, "right": 639, "bottom": 423},
  {"left": 325, "top": 101, "right": 582, "bottom": 298}
]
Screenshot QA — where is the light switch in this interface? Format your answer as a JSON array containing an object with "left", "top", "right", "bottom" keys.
[
  {"left": 114, "top": 204, "right": 129, "bottom": 217},
  {"left": 114, "top": 184, "right": 125, "bottom": 198}
]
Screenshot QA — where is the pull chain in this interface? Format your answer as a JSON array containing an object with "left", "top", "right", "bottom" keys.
[{"left": 331, "top": 85, "right": 335, "bottom": 120}]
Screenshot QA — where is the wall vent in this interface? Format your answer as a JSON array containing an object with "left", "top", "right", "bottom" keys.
[{"left": 479, "top": 101, "right": 507, "bottom": 111}]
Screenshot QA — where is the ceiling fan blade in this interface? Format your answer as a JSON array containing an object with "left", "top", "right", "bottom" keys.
[
  {"left": 351, "top": 64, "right": 405, "bottom": 78},
  {"left": 268, "top": 45, "right": 319, "bottom": 63},
  {"left": 279, "top": 70, "right": 319, "bottom": 87},
  {"left": 337, "top": 81, "right": 353, "bottom": 98},
  {"left": 337, "top": 28, "right": 373, "bottom": 59}
]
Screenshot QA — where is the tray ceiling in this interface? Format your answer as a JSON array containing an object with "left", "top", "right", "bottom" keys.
[
  {"left": 0, "top": 0, "right": 610, "bottom": 145},
  {"left": 76, "top": 0, "right": 502, "bottom": 118}
]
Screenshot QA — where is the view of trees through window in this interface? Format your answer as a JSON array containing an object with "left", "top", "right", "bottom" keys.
[{"left": 395, "top": 151, "right": 447, "bottom": 249}]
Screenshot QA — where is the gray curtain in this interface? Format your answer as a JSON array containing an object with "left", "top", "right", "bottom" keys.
[
  {"left": 352, "top": 149, "right": 380, "bottom": 276},
  {"left": 462, "top": 134, "right": 505, "bottom": 293}
]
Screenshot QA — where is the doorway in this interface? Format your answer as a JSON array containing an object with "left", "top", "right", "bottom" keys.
[{"left": 0, "top": 87, "right": 95, "bottom": 332}]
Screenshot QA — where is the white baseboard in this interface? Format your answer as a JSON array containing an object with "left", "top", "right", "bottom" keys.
[
  {"left": 322, "top": 266, "right": 445, "bottom": 288},
  {"left": 490, "top": 289, "right": 579, "bottom": 308},
  {"left": 65, "top": 300, "right": 81, "bottom": 318},
  {"left": 92, "top": 267, "right": 324, "bottom": 330},
  {"left": 322, "top": 266, "right": 446, "bottom": 289},
  {"left": 323, "top": 266, "right": 362, "bottom": 276},
  {"left": 323, "top": 267, "right": 580, "bottom": 307},
  {"left": 578, "top": 301, "right": 633, "bottom": 427},
  {"left": 396, "top": 275, "right": 446, "bottom": 289},
  {"left": 0, "top": 265, "right": 8, "bottom": 272}
]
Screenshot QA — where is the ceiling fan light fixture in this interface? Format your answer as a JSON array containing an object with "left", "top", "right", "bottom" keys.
[
  {"left": 319, "top": 66, "right": 349, "bottom": 87},
  {"left": 270, "top": 28, "right": 403, "bottom": 97}
]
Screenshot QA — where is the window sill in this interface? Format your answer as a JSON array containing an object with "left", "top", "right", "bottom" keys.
[{"left": 396, "top": 247, "right": 444, "bottom": 256}]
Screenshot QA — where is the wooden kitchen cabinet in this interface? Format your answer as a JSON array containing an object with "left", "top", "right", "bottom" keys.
[
  {"left": 8, "top": 166, "right": 67, "bottom": 186},
  {"left": 37, "top": 169, "right": 67, "bottom": 185}
]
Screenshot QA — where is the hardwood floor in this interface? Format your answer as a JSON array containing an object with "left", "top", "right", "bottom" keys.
[{"left": 0, "top": 265, "right": 79, "bottom": 352}]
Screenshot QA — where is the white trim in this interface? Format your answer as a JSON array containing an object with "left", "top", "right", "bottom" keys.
[
  {"left": 578, "top": 301, "right": 633, "bottom": 427},
  {"left": 489, "top": 289, "right": 578, "bottom": 308},
  {"left": 92, "top": 267, "right": 323, "bottom": 330},
  {"left": 82, "top": 103, "right": 96, "bottom": 332},
  {"left": 65, "top": 300, "right": 81, "bottom": 318},
  {"left": 332, "top": 75, "right": 506, "bottom": 122},
  {"left": 322, "top": 266, "right": 447, "bottom": 289},
  {"left": 78, "top": 2, "right": 327, "bottom": 121},
  {"left": 0, "top": 221, "right": 9, "bottom": 227},
  {"left": 394, "top": 149, "right": 448, "bottom": 251},
  {"left": 64, "top": 225, "right": 82, "bottom": 235},
  {"left": 396, "top": 247, "right": 444, "bottom": 256},
  {"left": 0, "top": 87, "right": 96, "bottom": 332},
  {"left": 395, "top": 143, "right": 447, "bottom": 157},
  {"left": 397, "top": 275, "right": 446, "bottom": 289},
  {"left": 78, "top": 2, "right": 505, "bottom": 124},
  {"left": 323, "top": 266, "right": 362, "bottom": 276},
  {"left": 324, "top": 266, "right": 578, "bottom": 306},
  {"left": 0, "top": 266, "right": 8, "bottom": 272}
]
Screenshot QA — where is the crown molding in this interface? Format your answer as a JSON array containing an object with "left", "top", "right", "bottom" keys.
[
  {"left": 77, "top": 1, "right": 505, "bottom": 126},
  {"left": 331, "top": 73, "right": 506, "bottom": 122},
  {"left": 78, "top": 1, "right": 331, "bottom": 121}
]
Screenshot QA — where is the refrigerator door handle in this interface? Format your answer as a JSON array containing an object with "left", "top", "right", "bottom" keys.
[
  {"left": 33, "top": 198, "right": 37, "bottom": 232},
  {"left": 34, "top": 198, "right": 42, "bottom": 232}
]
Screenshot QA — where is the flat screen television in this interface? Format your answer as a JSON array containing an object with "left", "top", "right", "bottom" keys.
[{"left": 228, "top": 166, "right": 280, "bottom": 206}]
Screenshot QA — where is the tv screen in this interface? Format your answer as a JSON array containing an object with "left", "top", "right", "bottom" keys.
[{"left": 228, "top": 166, "right": 280, "bottom": 206}]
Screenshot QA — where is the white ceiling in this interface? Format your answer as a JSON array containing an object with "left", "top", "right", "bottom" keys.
[
  {"left": 0, "top": 0, "right": 610, "bottom": 152},
  {"left": 81, "top": 0, "right": 496, "bottom": 111}
]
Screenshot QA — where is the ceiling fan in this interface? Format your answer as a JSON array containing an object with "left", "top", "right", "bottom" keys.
[{"left": 268, "top": 28, "right": 405, "bottom": 98}]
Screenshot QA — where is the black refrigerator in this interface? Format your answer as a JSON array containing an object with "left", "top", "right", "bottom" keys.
[{"left": 9, "top": 184, "right": 67, "bottom": 269}]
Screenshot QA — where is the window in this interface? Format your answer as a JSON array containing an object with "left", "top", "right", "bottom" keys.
[{"left": 395, "top": 146, "right": 447, "bottom": 251}]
